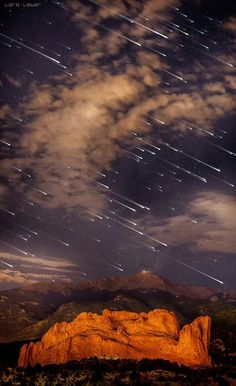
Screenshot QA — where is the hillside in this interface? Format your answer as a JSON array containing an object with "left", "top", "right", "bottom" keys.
[{"left": 0, "top": 271, "right": 235, "bottom": 345}]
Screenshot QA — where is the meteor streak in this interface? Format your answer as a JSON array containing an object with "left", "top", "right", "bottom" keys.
[
  {"left": 0, "top": 140, "right": 11, "bottom": 147},
  {"left": 107, "top": 198, "right": 136, "bottom": 212},
  {"left": 110, "top": 190, "right": 150, "bottom": 211},
  {"left": 136, "top": 137, "right": 161, "bottom": 152},
  {"left": 0, "top": 208, "right": 15, "bottom": 216},
  {"left": 23, "top": 201, "right": 35, "bottom": 206},
  {"left": 0, "top": 33, "right": 67, "bottom": 68},
  {"left": 186, "top": 40, "right": 234, "bottom": 67},
  {"left": 57, "top": 43, "right": 71, "bottom": 50},
  {"left": 109, "top": 217, "right": 167, "bottom": 247},
  {"left": 0, "top": 40, "right": 12, "bottom": 48},
  {"left": 146, "top": 113, "right": 165, "bottom": 125},
  {"left": 12, "top": 167, "right": 32, "bottom": 177},
  {"left": 0, "top": 260, "right": 13, "bottom": 268},
  {"left": 19, "top": 226, "right": 38, "bottom": 236},
  {"left": 0, "top": 240, "right": 28, "bottom": 255},
  {"left": 31, "top": 186, "right": 48, "bottom": 196},
  {"left": 107, "top": 210, "right": 137, "bottom": 226},
  {"left": 161, "top": 142, "right": 221, "bottom": 172},
  {"left": 155, "top": 154, "right": 207, "bottom": 183},
  {"left": 89, "top": 212, "right": 103, "bottom": 220},
  {"left": 205, "top": 140, "right": 236, "bottom": 157},
  {"left": 187, "top": 124, "right": 216, "bottom": 138},
  {"left": 161, "top": 69, "right": 188, "bottom": 83},
  {"left": 0, "top": 227, "right": 28, "bottom": 242},
  {"left": 212, "top": 176, "right": 234, "bottom": 188},
  {"left": 98, "top": 257, "right": 124, "bottom": 272},
  {"left": 76, "top": 15, "right": 142, "bottom": 47},
  {"left": 171, "top": 6, "right": 188, "bottom": 18},
  {"left": 109, "top": 216, "right": 144, "bottom": 236},
  {"left": 158, "top": 251, "right": 224, "bottom": 284},
  {"left": 40, "top": 230, "right": 70, "bottom": 247},
  {"left": 87, "top": 0, "right": 168, "bottom": 39}
]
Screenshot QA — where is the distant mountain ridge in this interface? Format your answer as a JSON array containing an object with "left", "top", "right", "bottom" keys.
[
  {"left": 0, "top": 270, "right": 235, "bottom": 344},
  {"left": 8, "top": 270, "right": 229, "bottom": 299}
]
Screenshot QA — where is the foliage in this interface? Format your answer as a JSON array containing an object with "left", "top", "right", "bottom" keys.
[{"left": 0, "top": 358, "right": 235, "bottom": 386}]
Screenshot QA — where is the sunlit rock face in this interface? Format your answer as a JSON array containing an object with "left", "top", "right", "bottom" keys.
[{"left": 18, "top": 309, "right": 211, "bottom": 368}]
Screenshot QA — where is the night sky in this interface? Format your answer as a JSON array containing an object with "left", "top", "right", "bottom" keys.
[{"left": 0, "top": 0, "right": 235, "bottom": 291}]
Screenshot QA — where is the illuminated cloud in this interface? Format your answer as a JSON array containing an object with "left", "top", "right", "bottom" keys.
[
  {"left": 0, "top": 269, "right": 73, "bottom": 290},
  {"left": 0, "top": 251, "right": 78, "bottom": 269},
  {"left": 4, "top": 75, "right": 22, "bottom": 88},
  {"left": 0, "top": 0, "right": 235, "bottom": 214},
  {"left": 138, "top": 192, "right": 236, "bottom": 254},
  {"left": 0, "top": 252, "right": 80, "bottom": 289},
  {"left": 223, "top": 16, "right": 236, "bottom": 33}
]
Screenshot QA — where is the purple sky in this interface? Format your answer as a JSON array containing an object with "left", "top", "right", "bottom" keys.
[{"left": 0, "top": 0, "right": 235, "bottom": 290}]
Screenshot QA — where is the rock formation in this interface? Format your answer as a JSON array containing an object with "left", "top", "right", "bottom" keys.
[{"left": 18, "top": 309, "right": 211, "bottom": 368}]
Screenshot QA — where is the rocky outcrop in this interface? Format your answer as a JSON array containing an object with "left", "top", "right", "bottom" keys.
[{"left": 18, "top": 309, "right": 211, "bottom": 368}]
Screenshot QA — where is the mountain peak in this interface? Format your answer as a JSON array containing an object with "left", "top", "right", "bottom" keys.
[{"left": 138, "top": 269, "right": 159, "bottom": 277}]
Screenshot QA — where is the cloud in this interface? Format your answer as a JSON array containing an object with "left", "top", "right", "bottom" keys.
[
  {"left": 138, "top": 192, "right": 236, "bottom": 254},
  {"left": 0, "top": 269, "right": 73, "bottom": 290},
  {"left": 4, "top": 75, "right": 22, "bottom": 88},
  {"left": 0, "top": 0, "right": 235, "bottom": 214},
  {"left": 0, "top": 252, "right": 78, "bottom": 269},
  {"left": 0, "top": 252, "right": 82, "bottom": 290},
  {"left": 190, "top": 192, "right": 236, "bottom": 253},
  {"left": 223, "top": 16, "right": 236, "bottom": 33},
  {"left": 0, "top": 104, "right": 11, "bottom": 120},
  {"left": 5, "top": 71, "right": 146, "bottom": 211}
]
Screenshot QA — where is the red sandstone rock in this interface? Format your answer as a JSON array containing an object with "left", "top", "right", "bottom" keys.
[{"left": 18, "top": 309, "right": 211, "bottom": 368}]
